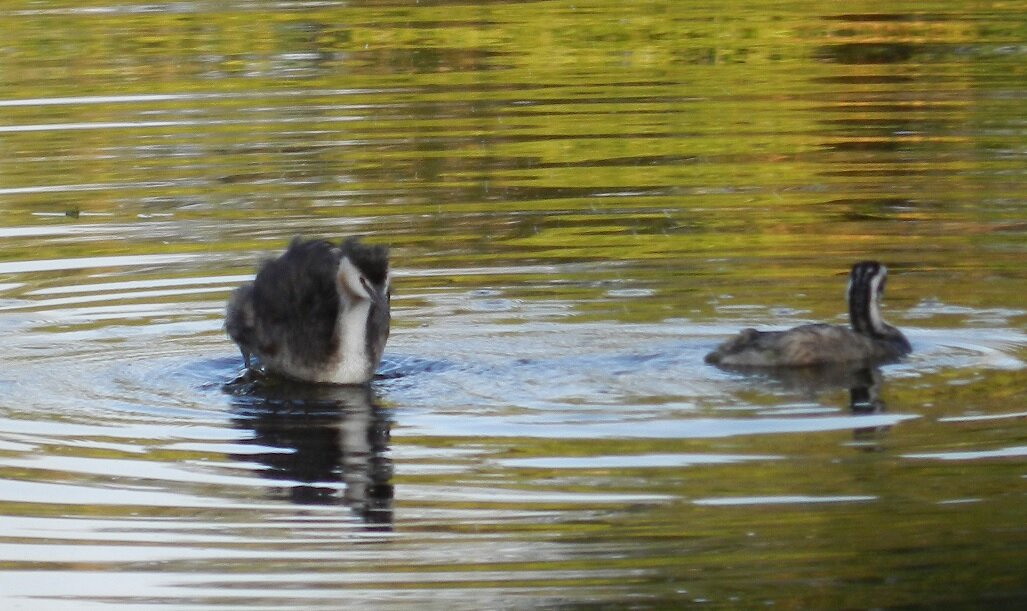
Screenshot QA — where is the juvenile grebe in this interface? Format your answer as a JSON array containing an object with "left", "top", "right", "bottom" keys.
[
  {"left": 226, "top": 236, "right": 390, "bottom": 384},
  {"left": 704, "top": 261, "right": 911, "bottom": 367}
]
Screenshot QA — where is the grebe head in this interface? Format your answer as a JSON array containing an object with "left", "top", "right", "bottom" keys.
[
  {"left": 336, "top": 237, "right": 390, "bottom": 306},
  {"left": 333, "top": 236, "right": 391, "bottom": 383}
]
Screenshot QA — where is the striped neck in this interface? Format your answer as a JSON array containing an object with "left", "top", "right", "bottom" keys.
[{"left": 847, "top": 261, "right": 889, "bottom": 337}]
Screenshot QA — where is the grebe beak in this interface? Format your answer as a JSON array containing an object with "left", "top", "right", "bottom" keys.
[
  {"left": 370, "top": 283, "right": 390, "bottom": 308},
  {"left": 357, "top": 275, "right": 389, "bottom": 307}
]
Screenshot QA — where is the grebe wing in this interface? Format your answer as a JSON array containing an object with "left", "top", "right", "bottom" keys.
[{"left": 707, "top": 324, "right": 874, "bottom": 367}]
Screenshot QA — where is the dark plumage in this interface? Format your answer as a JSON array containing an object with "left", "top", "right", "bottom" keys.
[
  {"left": 705, "top": 261, "right": 911, "bottom": 368},
  {"left": 226, "top": 236, "right": 390, "bottom": 384}
]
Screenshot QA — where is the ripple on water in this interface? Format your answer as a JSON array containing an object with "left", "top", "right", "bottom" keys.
[
  {"left": 1, "top": 254, "right": 1026, "bottom": 609},
  {"left": 692, "top": 495, "right": 878, "bottom": 506},
  {"left": 902, "top": 446, "right": 1027, "bottom": 461},
  {"left": 2, "top": 0, "right": 1026, "bottom": 605}
]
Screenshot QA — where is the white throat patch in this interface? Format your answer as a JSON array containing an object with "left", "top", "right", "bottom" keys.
[{"left": 867, "top": 266, "right": 887, "bottom": 334}]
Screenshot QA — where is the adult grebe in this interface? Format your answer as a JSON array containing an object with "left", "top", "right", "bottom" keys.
[
  {"left": 226, "top": 236, "right": 390, "bottom": 384},
  {"left": 704, "top": 261, "right": 911, "bottom": 367}
]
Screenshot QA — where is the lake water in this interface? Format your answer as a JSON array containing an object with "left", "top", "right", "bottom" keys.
[{"left": 1, "top": 1, "right": 1026, "bottom": 608}]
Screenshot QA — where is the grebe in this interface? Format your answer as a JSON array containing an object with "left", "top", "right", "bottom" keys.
[
  {"left": 705, "top": 261, "right": 911, "bottom": 367},
  {"left": 226, "top": 236, "right": 390, "bottom": 384}
]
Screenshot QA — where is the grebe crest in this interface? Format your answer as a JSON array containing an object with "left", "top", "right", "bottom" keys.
[
  {"left": 705, "top": 261, "right": 911, "bottom": 368},
  {"left": 225, "top": 236, "right": 391, "bottom": 385}
]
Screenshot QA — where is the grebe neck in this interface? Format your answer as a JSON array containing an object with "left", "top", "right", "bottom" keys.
[
  {"left": 333, "top": 298, "right": 374, "bottom": 383},
  {"left": 848, "top": 262, "right": 889, "bottom": 337}
]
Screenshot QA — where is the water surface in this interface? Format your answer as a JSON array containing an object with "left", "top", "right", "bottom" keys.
[{"left": 1, "top": 1, "right": 1026, "bottom": 608}]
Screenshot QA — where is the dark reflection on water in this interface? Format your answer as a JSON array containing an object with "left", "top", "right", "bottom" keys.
[
  {"left": 817, "top": 42, "right": 920, "bottom": 64},
  {"left": 228, "top": 376, "right": 394, "bottom": 527},
  {"left": 715, "top": 362, "right": 886, "bottom": 409},
  {"left": 712, "top": 362, "right": 895, "bottom": 448}
]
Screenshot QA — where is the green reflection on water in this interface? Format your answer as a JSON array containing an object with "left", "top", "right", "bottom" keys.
[{"left": 1, "top": 0, "right": 1026, "bottom": 608}]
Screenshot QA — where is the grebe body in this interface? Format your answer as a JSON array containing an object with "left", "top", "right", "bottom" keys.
[
  {"left": 705, "top": 261, "right": 910, "bottom": 368},
  {"left": 226, "top": 237, "right": 390, "bottom": 385}
]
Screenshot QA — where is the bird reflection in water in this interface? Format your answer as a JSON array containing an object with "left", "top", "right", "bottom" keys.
[
  {"left": 226, "top": 375, "right": 394, "bottom": 528},
  {"left": 844, "top": 368, "right": 893, "bottom": 448},
  {"left": 716, "top": 363, "right": 893, "bottom": 448}
]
